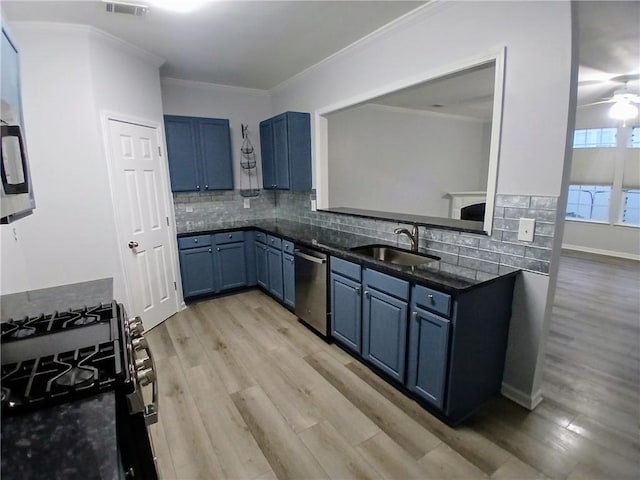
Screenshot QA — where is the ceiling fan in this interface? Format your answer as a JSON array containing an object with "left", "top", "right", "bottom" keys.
[{"left": 581, "top": 74, "right": 640, "bottom": 122}]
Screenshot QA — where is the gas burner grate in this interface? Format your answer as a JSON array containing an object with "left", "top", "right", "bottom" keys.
[
  {"left": 0, "top": 303, "right": 117, "bottom": 342},
  {"left": 1, "top": 341, "right": 123, "bottom": 414}
]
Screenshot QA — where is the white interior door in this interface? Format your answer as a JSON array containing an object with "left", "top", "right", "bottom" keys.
[{"left": 107, "top": 118, "right": 178, "bottom": 330}]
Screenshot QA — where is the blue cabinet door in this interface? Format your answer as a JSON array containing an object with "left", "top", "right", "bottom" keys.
[
  {"left": 272, "top": 114, "right": 290, "bottom": 190},
  {"left": 198, "top": 118, "right": 233, "bottom": 191},
  {"left": 330, "top": 272, "right": 362, "bottom": 353},
  {"left": 259, "top": 112, "right": 311, "bottom": 191},
  {"left": 255, "top": 243, "right": 268, "bottom": 289},
  {"left": 179, "top": 245, "right": 215, "bottom": 298},
  {"left": 362, "top": 287, "right": 408, "bottom": 382},
  {"left": 267, "top": 246, "right": 284, "bottom": 300},
  {"left": 283, "top": 252, "right": 295, "bottom": 308},
  {"left": 260, "top": 120, "right": 276, "bottom": 189},
  {"left": 216, "top": 242, "right": 247, "bottom": 291},
  {"left": 406, "top": 306, "right": 450, "bottom": 409},
  {"left": 164, "top": 116, "right": 199, "bottom": 192},
  {"left": 244, "top": 231, "right": 257, "bottom": 287}
]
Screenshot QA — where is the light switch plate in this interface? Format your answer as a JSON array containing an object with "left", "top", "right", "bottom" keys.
[
  {"left": 518, "top": 218, "right": 535, "bottom": 242},
  {"left": 244, "top": 198, "right": 250, "bottom": 209}
]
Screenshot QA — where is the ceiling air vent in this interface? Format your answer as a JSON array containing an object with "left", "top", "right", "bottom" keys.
[{"left": 104, "top": 1, "right": 148, "bottom": 16}]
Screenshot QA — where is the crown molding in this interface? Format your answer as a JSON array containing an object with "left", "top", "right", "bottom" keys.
[
  {"left": 363, "top": 103, "right": 488, "bottom": 123},
  {"left": 9, "top": 21, "right": 165, "bottom": 67},
  {"left": 161, "top": 77, "right": 270, "bottom": 97},
  {"left": 269, "top": 0, "right": 454, "bottom": 95}
]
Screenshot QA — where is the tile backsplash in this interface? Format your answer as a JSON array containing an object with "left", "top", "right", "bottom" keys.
[{"left": 174, "top": 190, "right": 558, "bottom": 280}]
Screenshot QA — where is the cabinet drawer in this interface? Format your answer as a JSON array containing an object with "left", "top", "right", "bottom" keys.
[
  {"left": 330, "top": 257, "right": 361, "bottom": 282},
  {"left": 364, "top": 268, "right": 409, "bottom": 301},
  {"left": 255, "top": 231, "right": 267, "bottom": 244},
  {"left": 214, "top": 231, "right": 244, "bottom": 244},
  {"left": 178, "top": 235, "right": 211, "bottom": 249},
  {"left": 413, "top": 284, "right": 451, "bottom": 317},
  {"left": 282, "top": 239, "right": 295, "bottom": 254},
  {"left": 267, "top": 235, "right": 282, "bottom": 249}
]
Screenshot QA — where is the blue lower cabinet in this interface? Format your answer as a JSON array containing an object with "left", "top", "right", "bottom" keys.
[
  {"left": 406, "top": 306, "right": 450, "bottom": 409},
  {"left": 283, "top": 252, "right": 295, "bottom": 308},
  {"left": 216, "top": 242, "right": 247, "bottom": 291},
  {"left": 255, "top": 243, "right": 268, "bottom": 289},
  {"left": 267, "top": 246, "right": 284, "bottom": 300},
  {"left": 179, "top": 245, "right": 216, "bottom": 298},
  {"left": 362, "top": 287, "right": 408, "bottom": 382},
  {"left": 330, "top": 272, "right": 362, "bottom": 353}
]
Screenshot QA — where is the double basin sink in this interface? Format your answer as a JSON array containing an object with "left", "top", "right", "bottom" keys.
[{"left": 350, "top": 244, "right": 439, "bottom": 267}]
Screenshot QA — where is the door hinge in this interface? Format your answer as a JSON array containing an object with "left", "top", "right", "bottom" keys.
[
  {"left": 158, "top": 146, "right": 162, "bottom": 156},
  {"left": 166, "top": 216, "right": 170, "bottom": 226},
  {"left": 174, "top": 281, "right": 177, "bottom": 291}
]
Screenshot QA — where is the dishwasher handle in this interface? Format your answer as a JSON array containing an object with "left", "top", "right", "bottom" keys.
[{"left": 294, "top": 249, "right": 327, "bottom": 264}]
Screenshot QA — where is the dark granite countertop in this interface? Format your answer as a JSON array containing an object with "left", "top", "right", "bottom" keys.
[
  {"left": 321, "top": 207, "right": 486, "bottom": 234},
  {"left": 177, "top": 219, "right": 518, "bottom": 293},
  {"left": 1, "top": 392, "right": 119, "bottom": 480},
  {"left": 0, "top": 278, "right": 113, "bottom": 322}
]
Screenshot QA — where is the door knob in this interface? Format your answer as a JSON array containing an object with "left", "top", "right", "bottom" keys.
[{"left": 128, "top": 241, "right": 139, "bottom": 249}]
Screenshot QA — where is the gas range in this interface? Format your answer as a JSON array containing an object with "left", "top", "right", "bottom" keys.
[{"left": 0, "top": 301, "right": 158, "bottom": 479}]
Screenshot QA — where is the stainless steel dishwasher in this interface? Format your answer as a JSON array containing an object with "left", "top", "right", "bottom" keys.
[{"left": 294, "top": 246, "right": 328, "bottom": 336}]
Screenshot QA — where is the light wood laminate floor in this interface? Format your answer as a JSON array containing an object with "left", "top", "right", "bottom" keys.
[{"left": 146, "top": 252, "right": 640, "bottom": 480}]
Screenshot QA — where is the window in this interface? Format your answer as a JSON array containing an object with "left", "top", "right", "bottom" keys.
[
  {"left": 566, "top": 185, "right": 612, "bottom": 221},
  {"left": 573, "top": 128, "right": 617, "bottom": 148},
  {"left": 621, "top": 189, "right": 640, "bottom": 225},
  {"left": 629, "top": 127, "right": 640, "bottom": 148}
]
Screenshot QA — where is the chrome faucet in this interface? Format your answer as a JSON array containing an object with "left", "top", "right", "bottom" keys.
[{"left": 393, "top": 224, "right": 420, "bottom": 251}]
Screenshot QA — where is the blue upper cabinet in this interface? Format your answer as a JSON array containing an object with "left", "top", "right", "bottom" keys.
[
  {"left": 198, "top": 118, "right": 233, "bottom": 191},
  {"left": 259, "top": 112, "right": 311, "bottom": 191},
  {"left": 164, "top": 115, "right": 233, "bottom": 192}
]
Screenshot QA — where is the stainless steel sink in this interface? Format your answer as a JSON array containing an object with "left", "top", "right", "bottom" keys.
[{"left": 350, "top": 244, "right": 440, "bottom": 267}]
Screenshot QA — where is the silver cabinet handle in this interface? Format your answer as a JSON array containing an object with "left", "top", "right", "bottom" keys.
[
  {"left": 228, "top": 234, "right": 233, "bottom": 238},
  {"left": 412, "top": 311, "right": 418, "bottom": 319},
  {"left": 205, "top": 185, "right": 209, "bottom": 190},
  {"left": 128, "top": 241, "right": 139, "bottom": 249},
  {"left": 194, "top": 238, "right": 198, "bottom": 243},
  {"left": 355, "top": 286, "right": 361, "bottom": 296},
  {"left": 289, "top": 257, "right": 294, "bottom": 263},
  {"left": 217, "top": 247, "right": 220, "bottom": 251},
  {"left": 196, "top": 185, "right": 200, "bottom": 190},
  {"left": 208, "top": 248, "right": 212, "bottom": 253},
  {"left": 364, "top": 290, "right": 370, "bottom": 298}
]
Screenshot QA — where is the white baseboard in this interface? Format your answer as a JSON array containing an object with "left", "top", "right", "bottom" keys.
[
  {"left": 562, "top": 243, "right": 640, "bottom": 261},
  {"left": 501, "top": 383, "right": 543, "bottom": 410}
]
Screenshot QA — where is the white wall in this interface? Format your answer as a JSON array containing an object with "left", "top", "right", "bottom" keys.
[
  {"left": 327, "top": 104, "right": 489, "bottom": 216},
  {"left": 270, "top": 1, "right": 574, "bottom": 406},
  {"left": 562, "top": 103, "right": 640, "bottom": 259},
  {"left": 0, "top": 23, "right": 167, "bottom": 307},
  {"left": 161, "top": 78, "right": 272, "bottom": 189}
]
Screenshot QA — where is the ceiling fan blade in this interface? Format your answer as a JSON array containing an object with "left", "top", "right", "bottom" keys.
[{"left": 579, "top": 99, "right": 615, "bottom": 107}]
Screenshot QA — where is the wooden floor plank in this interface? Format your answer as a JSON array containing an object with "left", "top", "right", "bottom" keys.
[
  {"left": 355, "top": 432, "right": 432, "bottom": 480},
  {"left": 418, "top": 443, "right": 488, "bottom": 479},
  {"left": 231, "top": 385, "right": 329, "bottom": 480},
  {"left": 305, "top": 350, "right": 442, "bottom": 459},
  {"left": 298, "top": 421, "right": 383, "bottom": 480}
]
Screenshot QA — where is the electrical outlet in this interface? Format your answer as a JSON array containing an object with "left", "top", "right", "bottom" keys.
[
  {"left": 311, "top": 199, "right": 317, "bottom": 212},
  {"left": 185, "top": 205, "right": 193, "bottom": 213},
  {"left": 244, "top": 198, "right": 250, "bottom": 209},
  {"left": 518, "top": 218, "right": 535, "bottom": 242}
]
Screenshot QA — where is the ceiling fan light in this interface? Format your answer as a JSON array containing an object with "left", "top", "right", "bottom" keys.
[
  {"left": 146, "top": 0, "right": 210, "bottom": 13},
  {"left": 609, "top": 99, "right": 638, "bottom": 121}
]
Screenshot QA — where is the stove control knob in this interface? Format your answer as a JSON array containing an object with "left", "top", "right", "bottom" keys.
[
  {"left": 135, "top": 356, "right": 152, "bottom": 370},
  {"left": 131, "top": 337, "right": 148, "bottom": 351},
  {"left": 136, "top": 368, "right": 156, "bottom": 386},
  {"left": 128, "top": 317, "right": 145, "bottom": 337}
]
